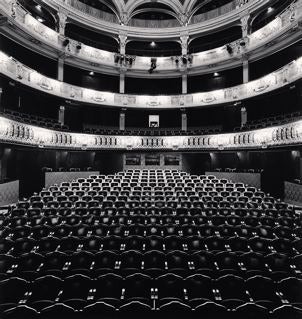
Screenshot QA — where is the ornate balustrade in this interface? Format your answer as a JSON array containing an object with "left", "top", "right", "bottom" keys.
[
  {"left": 0, "top": 50, "right": 301, "bottom": 108},
  {"left": 49, "top": 0, "right": 256, "bottom": 30},
  {"left": 1, "top": 0, "right": 300, "bottom": 75},
  {"left": 0, "top": 115, "right": 301, "bottom": 151},
  {"left": 64, "top": 0, "right": 240, "bottom": 28},
  {"left": 38, "top": 0, "right": 269, "bottom": 38}
]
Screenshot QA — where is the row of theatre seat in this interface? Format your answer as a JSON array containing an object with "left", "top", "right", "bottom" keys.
[
  {"left": 0, "top": 169, "right": 301, "bottom": 318},
  {"left": 0, "top": 274, "right": 301, "bottom": 317},
  {"left": 213, "top": 168, "right": 263, "bottom": 173},
  {"left": 1, "top": 109, "right": 69, "bottom": 132},
  {"left": 83, "top": 126, "right": 222, "bottom": 136},
  {"left": 41, "top": 167, "right": 94, "bottom": 173},
  {"left": 233, "top": 111, "right": 302, "bottom": 132},
  {"left": 3, "top": 109, "right": 302, "bottom": 138},
  {"left": 0, "top": 249, "right": 300, "bottom": 280}
]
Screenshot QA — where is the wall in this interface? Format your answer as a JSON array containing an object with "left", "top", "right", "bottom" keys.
[
  {"left": 0, "top": 180, "right": 19, "bottom": 206},
  {"left": 0, "top": 144, "right": 301, "bottom": 199},
  {"left": 206, "top": 171, "right": 261, "bottom": 189},
  {"left": 45, "top": 171, "right": 99, "bottom": 188},
  {"left": 284, "top": 181, "right": 302, "bottom": 205},
  {"left": 123, "top": 153, "right": 183, "bottom": 171}
]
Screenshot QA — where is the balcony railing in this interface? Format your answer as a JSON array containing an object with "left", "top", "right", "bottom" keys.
[
  {"left": 0, "top": 49, "right": 301, "bottom": 109},
  {"left": 64, "top": 0, "right": 244, "bottom": 28},
  {"left": 1, "top": 0, "right": 300, "bottom": 74},
  {"left": 0, "top": 115, "right": 301, "bottom": 151}
]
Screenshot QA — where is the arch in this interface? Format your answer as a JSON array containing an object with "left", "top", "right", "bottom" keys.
[
  {"left": 184, "top": 0, "right": 200, "bottom": 14},
  {"left": 97, "top": 0, "right": 122, "bottom": 20},
  {"left": 187, "top": 0, "right": 213, "bottom": 24},
  {"left": 125, "top": 0, "right": 184, "bottom": 17},
  {"left": 129, "top": 8, "right": 181, "bottom": 23}
]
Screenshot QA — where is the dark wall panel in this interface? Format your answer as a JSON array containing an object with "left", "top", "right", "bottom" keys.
[{"left": 125, "top": 77, "right": 182, "bottom": 95}]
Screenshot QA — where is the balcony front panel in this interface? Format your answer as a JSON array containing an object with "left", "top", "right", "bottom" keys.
[{"left": 0, "top": 115, "right": 301, "bottom": 151}]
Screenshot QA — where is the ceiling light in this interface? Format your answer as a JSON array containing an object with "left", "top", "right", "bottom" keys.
[
  {"left": 37, "top": 17, "right": 44, "bottom": 22},
  {"left": 150, "top": 41, "right": 156, "bottom": 48},
  {"left": 214, "top": 72, "right": 219, "bottom": 77},
  {"left": 89, "top": 71, "right": 94, "bottom": 76},
  {"left": 267, "top": 7, "right": 273, "bottom": 13}
]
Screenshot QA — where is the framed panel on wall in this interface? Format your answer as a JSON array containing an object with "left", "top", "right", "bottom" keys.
[
  {"left": 145, "top": 154, "right": 161, "bottom": 166},
  {"left": 149, "top": 115, "right": 159, "bottom": 128},
  {"left": 125, "top": 154, "right": 141, "bottom": 165},
  {"left": 164, "top": 154, "right": 180, "bottom": 166}
]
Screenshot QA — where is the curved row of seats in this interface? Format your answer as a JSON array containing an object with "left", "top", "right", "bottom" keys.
[
  {"left": 0, "top": 170, "right": 301, "bottom": 319},
  {"left": 3, "top": 212, "right": 300, "bottom": 228},
  {"left": 1, "top": 274, "right": 302, "bottom": 311},
  {"left": 8, "top": 208, "right": 297, "bottom": 226},
  {"left": 1, "top": 277, "right": 302, "bottom": 319},
  {"left": 0, "top": 250, "right": 301, "bottom": 281},
  {"left": 1, "top": 234, "right": 300, "bottom": 255},
  {"left": 2, "top": 222, "right": 298, "bottom": 239}
]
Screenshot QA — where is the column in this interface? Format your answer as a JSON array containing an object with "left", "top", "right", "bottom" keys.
[
  {"left": 119, "top": 69, "right": 126, "bottom": 94},
  {"left": 180, "top": 32, "right": 189, "bottom": 56},
  {"left": 119, "top": 109, "right": 126, "bottom": 131},
  {"left": 57, "top": 11, "right": 68, "bottom": 36},
  {"left": 0, "top": 87, "right": 3, "bottom": 111},
  {"left": 241, "top": 106, "right": 247, "bottom": 127},
  {"left": 240, "top": 12, "right": 250, "bottom": 38},
  {"left": 181, "top": 109, "right": 187, "bottom": 132},
  {"left": 118, "top": 33, "right": 127, "bottom": 93},
  {"left": 57, "top": 57, "right": 64, "bottom": 81},
  {"left": 243, "top": 57, "right": 249, "bottom": 83},
  {"left": 58, "top": 105, "right": 65, "bottom": 126},
  {"left": 182, "top": 72, "right": 188, "bottom": 94},
  {"left": 119, "top": 32, "right": 127, "bottom": 55},
  {"left": 240, "top": 13, "right": 251, "bottom": 84},
  {"left": 180, "top": 33, "right": 189, "bottom": 94},
  {"left": 57, "top": 11, "right": 67, "bottom": 81}
]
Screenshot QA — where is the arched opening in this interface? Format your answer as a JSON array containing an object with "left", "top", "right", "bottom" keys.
[
  {"left": 65, "top": 24, "right": 119, "bottom": 52},
  {"left": 126, "top": 40, "right": 181, "bottom": 57},
  {"left": 251, "top": 0, "right": 292, "bottom": 32},
  {"left": 78, "top": 0, "right": 118, "bottom": 15},
  {"left": 18, "top": 0, "right": 57, "bottom": 30},
  {"left": 189, "top": 26, "right": 242, "bottom": 53}
]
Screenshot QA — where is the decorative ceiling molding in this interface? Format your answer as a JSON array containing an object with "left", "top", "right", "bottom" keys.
[{"left": 124, "top": 0, "right": 184, "bottom": 18}]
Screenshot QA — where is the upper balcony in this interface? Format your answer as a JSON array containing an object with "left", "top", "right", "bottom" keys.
[
  {"left": 0, "top": 0, "right": 301, "bottom": 78},
  {"left": 0, "top": 49, "right": 301, "bottom": 109},
  {"left": 37, "top": 0, "right": 269, "bottom": 38}
]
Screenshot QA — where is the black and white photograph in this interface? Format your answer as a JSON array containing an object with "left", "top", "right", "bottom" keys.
[{"left": 0, "top": 0, "right": 301, "bottom": 318}]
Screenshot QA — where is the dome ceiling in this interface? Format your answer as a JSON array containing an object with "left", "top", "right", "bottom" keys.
[{"left": 79, "top": 0, "right": 234, "bottom": 24}]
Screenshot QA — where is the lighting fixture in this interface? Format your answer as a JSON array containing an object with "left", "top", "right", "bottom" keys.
[{"left": 267, "top": 7, "right": 273, "bottom": 13}]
